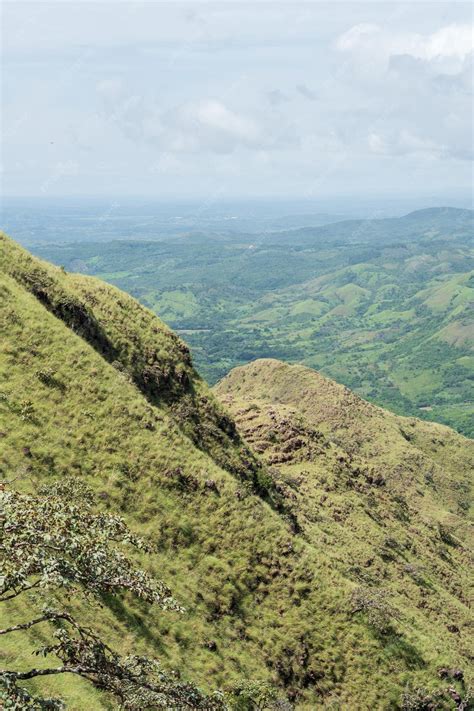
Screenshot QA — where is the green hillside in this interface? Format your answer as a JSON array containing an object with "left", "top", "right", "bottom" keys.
[
  {"left": 215, "top": 359, "right": 474, "bottom": 706},
  {"left": 33, "top": 207, "right": 474, "bottom": 436},
  {"left": 1, "top": 234, "right": 473, "bottom": 709}
]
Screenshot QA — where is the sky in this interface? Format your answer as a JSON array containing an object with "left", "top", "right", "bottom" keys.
[{"left": 1, "top": 1, "right": 473, "bottom": 201}]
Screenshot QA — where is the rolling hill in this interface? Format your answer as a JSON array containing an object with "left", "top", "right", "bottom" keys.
[
  {"left": 0, "top": 233, "right": 473, "bottom": 710},
  {"left": 32, "top": 207, "right": 474, "bottom": 436}
]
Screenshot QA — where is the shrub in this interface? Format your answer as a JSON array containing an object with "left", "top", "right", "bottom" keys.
[
  {"left": 18, "top": 399, "right": 35, "bottom": 421},
  {"left": 0, "top": 477, "right": 225, "bottom": 710},
  {"left": 350, "top": 586, "right": 399, "bottom": 632},
  {"left": 35, "top": 367, "right": 64, "bottom": 390},
  {"left": 229, "top": 680, "right": 289, "bottom": 710}
]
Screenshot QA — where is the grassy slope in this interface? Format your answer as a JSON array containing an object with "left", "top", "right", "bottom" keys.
[
  {"left": 0, "top": 234, "right": 472, "bottom": 709},
  {"left": 0, "top": 235, "right": 408, "bottom": 709},
  {"left": 32, "top": 207, "right": 474, "bottom": 436},
  {"left": 215, "top": 359, "right": 474, "bottom": 702}
]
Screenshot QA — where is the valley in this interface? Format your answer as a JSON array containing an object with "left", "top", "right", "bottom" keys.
[
  {"left": 2, "top": 2, "right": 472, "bottom": 708},
  {"left": 32, "top": 207, "right": 474, "bottom": 436}
]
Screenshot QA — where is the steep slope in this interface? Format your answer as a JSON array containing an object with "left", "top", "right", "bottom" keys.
[
  {"left": 215, "top": 359, "right": 474, "bottom": 702},
  {"left": 33, "top": 207, "right": 474, "bottom": 434},
  {"left": 0, "top": 236, "right": 389, "bottom": 708},
  {"left": 1, "top": 234, "right": 472, "bottom": 709},
  {"left": 0, "top": 234, "right": 273, "bottom": 497}
]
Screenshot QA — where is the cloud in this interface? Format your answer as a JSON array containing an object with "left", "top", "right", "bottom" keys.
[
  {"left": 336, "top": 22, "right": 474, "bottom": 63},
  {"left": 4, "top": 2, "right": 473, "bottom": 197},
  {"left": 296, "top": 84, "right": 317, "bottom": 101},
  {"left": 416, "top": 24, "right": 473, "bottom": 61},
  {"left": 94, "top": 75, "right": 298, "bottom": 155},
  {"left": 336, "top": 23, "right": 380, "bottom": 52},
  {"left": 266, "top": 89, "right": 289, "bottom": 106},
  {"left": 160, "top": 98, "right": 302, "bottom": 154},
  {"left": 388, "top": 51, "right": 474, "bottom": 95},
  {"left": 367, "top": 130, "right": 443, "bottom": 158},
  {"left": 367, "top": 128, "right": 474, "bottom": 162},
  {"left": 162, "top": 99, "right": 263, "bottom": 153},
  {"left": 333, "top": 22, "right": 473, "bottom": 163}
]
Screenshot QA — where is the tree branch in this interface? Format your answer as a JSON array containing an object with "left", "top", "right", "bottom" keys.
[
  {"left": 0, "top": 612, "right": 72, "bottom": 635},
  {"left": 0, "top": 580, "right": 40, "bottom": 602},
  {"left": 0, "top": 666, "right": 93, "bottom": 680}
]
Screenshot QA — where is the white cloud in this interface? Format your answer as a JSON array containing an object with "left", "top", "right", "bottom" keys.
[
  {"left": 145, "top": 99, "right": 263, "bottom": 154},
  {"left": 94, "top": 77, "right": 294, "bottom": 155},
  {"left": 418, "top": 24, "right": 473, "bottom": 61},
  {"left": 159, "top": 98, "right": 300, "bottom": 154},
  {"left": 337, "top": 23, "right": 473, "bottom": 63},
  {"left": 190, "top": 100, "right": 261, "bottom": 145},
  {"left": 367, "top": 130, "right": 443, "bottom": 158},
  {"left": 3, "top": 2, "right": 473, "bottom": 197},
  {"left": 336, "top": 23, "right": 380, "bottom": 52},
  {"left": 334, "top": 21, "right": 473, "bottom": 164}
]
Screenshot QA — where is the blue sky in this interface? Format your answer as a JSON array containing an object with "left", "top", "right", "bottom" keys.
[{"left": 2, "top": 1, "right": 473, "bottom": 200}]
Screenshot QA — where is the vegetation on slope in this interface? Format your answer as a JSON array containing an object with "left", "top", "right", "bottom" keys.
[
  {"left": 1, "top": 478, "right": 226, "bottom": 709},
  {"left": 0, "top": 234, "right": 472, "bottom": 709},
  {"left": 215, "top": 359, "right": 474, "bottom": 708},
  {"left": 33, "top": 207, "right": 474, "bottom": 436},
  {"left": 0, "top": 234, "right": 273, "bottom": 499}
]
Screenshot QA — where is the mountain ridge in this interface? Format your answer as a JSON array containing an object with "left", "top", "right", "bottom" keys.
[
  {"left": 214, "top": 359, "right": 474, "bottom": 696},
  {"left": 31, "top": 205, "right": 473, "bottom": 435},
  {"left": 259, "top": 206, "right": 473, "bottom": 244},
  {"left": 1, "top": 234, "right": 473, "bottom": 709}
]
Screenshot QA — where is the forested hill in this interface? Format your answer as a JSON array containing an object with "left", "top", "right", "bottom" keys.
[{"left": 256, "top": 207, "right": 472, "bottom": 244}]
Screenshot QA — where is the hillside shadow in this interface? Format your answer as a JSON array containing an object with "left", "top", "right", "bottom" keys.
[{"left": 377, "top": 630, "right": 425, "bottom": 670}]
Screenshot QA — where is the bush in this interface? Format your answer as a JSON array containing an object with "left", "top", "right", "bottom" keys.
[
  {"left": 0, "top": 478, "right": 225, "bottom": 710},
  {"left": 350, "top": 586, "right": 399, "bottom": 632},
  {"left": 18, "top": 399, "right": 35, "bottom": 421},
  {"left": 229, "top": 680, "right": 290, "bottom": 710}
]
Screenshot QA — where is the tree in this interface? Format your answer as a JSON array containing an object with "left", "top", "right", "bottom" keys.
[{"left": 0, "top": 477, "right": 225, "bottom": 709}]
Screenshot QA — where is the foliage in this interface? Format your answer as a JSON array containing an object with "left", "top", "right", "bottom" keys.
[
  {"left": 350, "top": 587, "right": 399, "bottom": 633},
  {"left": 0, "top": 478, "right": 178, "bottom": 608},
  {"left": 0, "top": 478, "right": 223, "bottom": 709},
  {"left": 1, "top": 621, "right": 226, "bottom": 710},
  {"left": 228, "top": 680, "right": 290, "bottom": 710},
  {"left": 0, "top": 673, "right": 64, "bottom": 710},
  {"left": 401, "top": 683, "right": 473, "bottom": 711}
]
